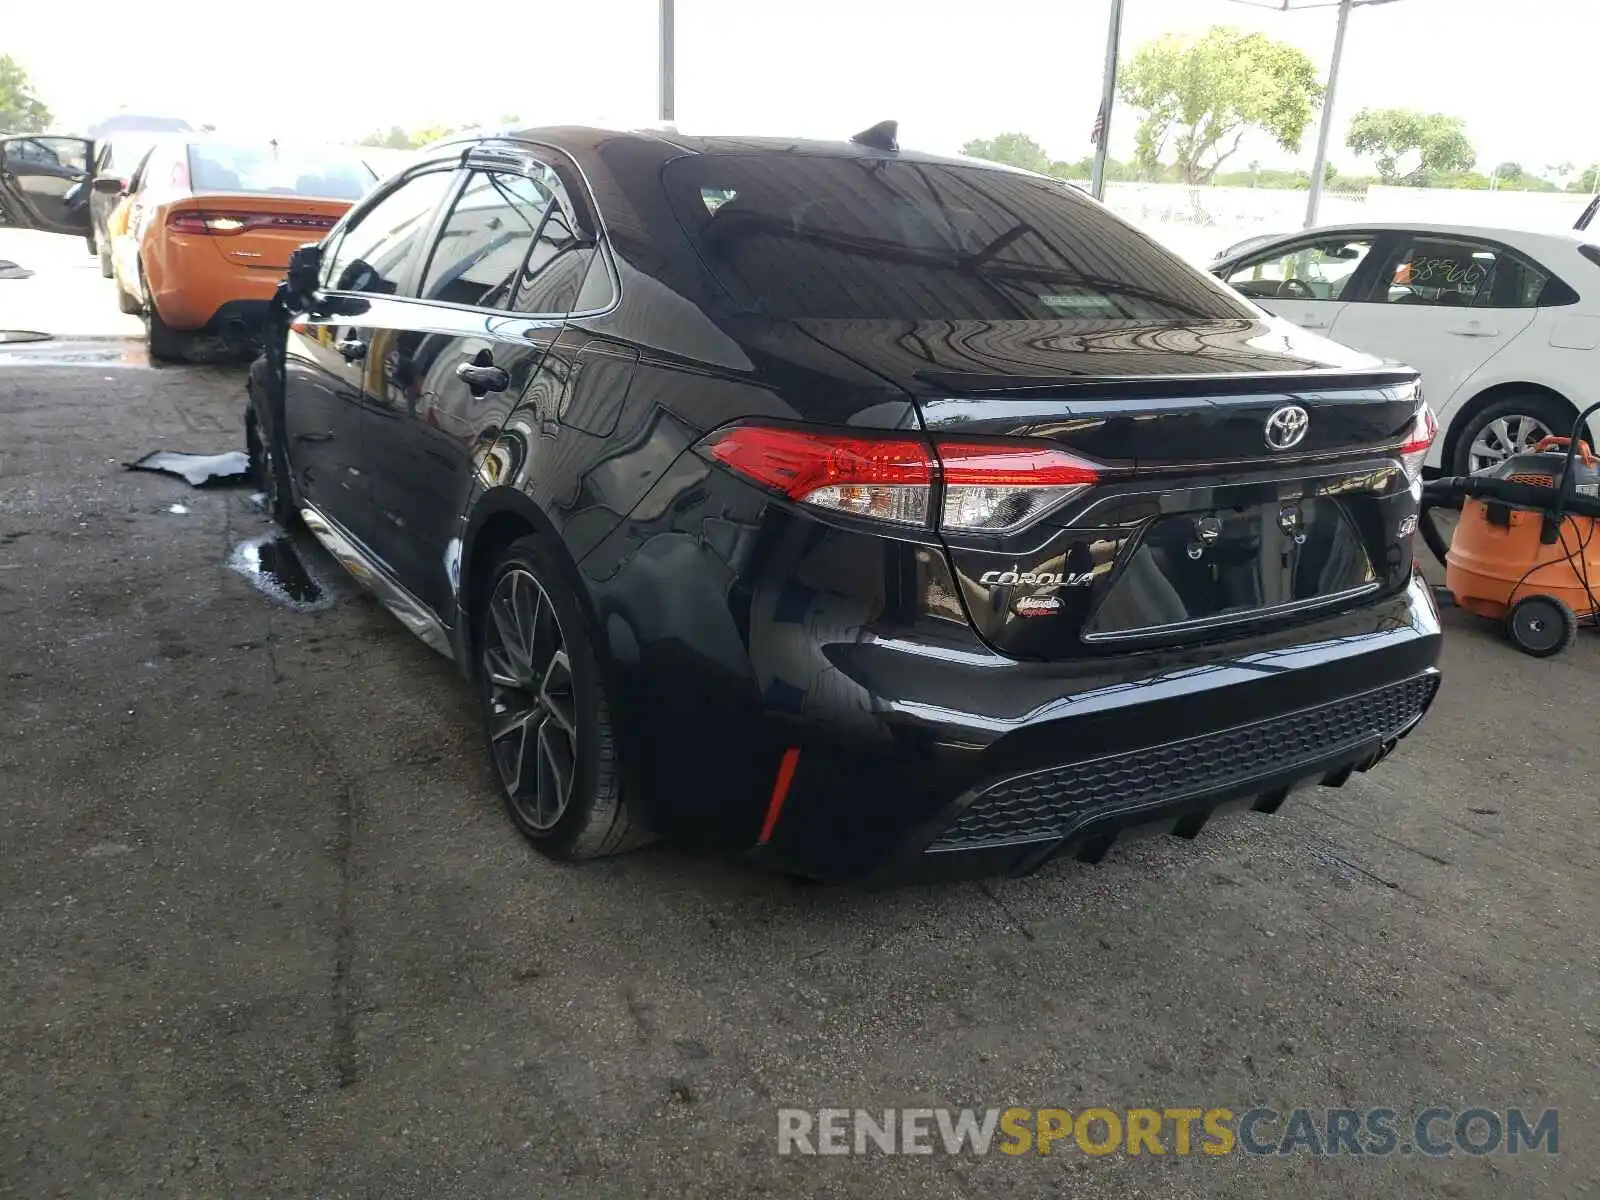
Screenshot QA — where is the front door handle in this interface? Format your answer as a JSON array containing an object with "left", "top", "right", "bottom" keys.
[
  {"left": 336, "top": 338, "right": 368, "bottom": 361},
  {"left": 1297, "top": 319, "right": 1330, "bottom": 330},
  {"left": 456, "top": 358, "right": 509, "bottom": 393}
]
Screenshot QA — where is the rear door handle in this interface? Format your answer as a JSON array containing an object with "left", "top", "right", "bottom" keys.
[
  {"left": 336, "top": 338, "right": 368, "bottom": 361},
  {"left": 1298, "top": 319, "right": 1330, "bottom": 330},
  {"left": 456, "top": 360, "right": 510, "bottom": 393},
  {"left": 1447, "top": 324, "right": 1497, "bottom": 337}
]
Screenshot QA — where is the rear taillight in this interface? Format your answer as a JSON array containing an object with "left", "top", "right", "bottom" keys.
[
  {"left": 699, "top": 424, "right": 1102, "bottom": 533},
  {"left": 1398, "top": 403, "right": 1437, "bottom": 483},
  {"left": 937, "top": 441, "right": 1099, "bottom": 532},
  {"left": 166, "top": 211, "right": 339, "bottom": 236},
  {"left": 703, "top": 426, "right": 933, "bottom": 525}
]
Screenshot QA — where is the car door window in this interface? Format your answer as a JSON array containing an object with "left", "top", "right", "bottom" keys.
[
  {"left": 321, "top": 169, "right": 456, "bottom": 296},
  {"left": 1225, "top": 237, "right": 1373, "bottom": 302},
  {"left": 511, "top": 169, "right": 597, "bottom": 315},
  {"left": 419, "top": 170, "right": 555, "bottom": 308},
  {"left": 1377, "top": 236, "right": 1538, "bottom": 308}
]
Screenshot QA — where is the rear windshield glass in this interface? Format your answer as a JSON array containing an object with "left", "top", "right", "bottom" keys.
[
  {"left": 663, "top": 154, "right": 1248, "bottom": 321},
  {"left": 186, "top": 142, "right": 375, "bottom": 200}
]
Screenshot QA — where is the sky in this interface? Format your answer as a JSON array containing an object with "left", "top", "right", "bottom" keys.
[{"left": 5, "top": 0, "right": 1592, "bottom": 176}]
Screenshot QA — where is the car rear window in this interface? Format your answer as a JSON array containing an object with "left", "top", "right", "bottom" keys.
[
  {"left": 662, "top": 154, "right": 1248, "bottom": 322},
  {"left": 186, "top": 143, "right": 375, "bottom": 200}
]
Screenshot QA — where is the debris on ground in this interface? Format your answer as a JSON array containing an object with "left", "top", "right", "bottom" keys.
[{"left": 126, "top": 450, "right": 251, "bottom": 487}]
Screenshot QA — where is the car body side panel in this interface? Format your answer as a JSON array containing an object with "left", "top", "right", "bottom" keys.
[
  {"left": 283, "top": 316, "right": 377, "bottom": 543},
  {"left": 1430, "top": 309, "right": 1600, "bottom": 465},
  {"left": 361, "top": 300, "right": 564, "bottom": 619}
]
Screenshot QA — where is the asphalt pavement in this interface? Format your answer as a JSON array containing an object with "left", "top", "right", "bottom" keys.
[{"left": 1, "top": 233, "right": 1597, "bottom": 1198}]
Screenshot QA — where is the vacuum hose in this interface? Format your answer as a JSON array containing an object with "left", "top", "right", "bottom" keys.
[{"left": 1418, "top": 474, "right": 1600, "bottom": 566}]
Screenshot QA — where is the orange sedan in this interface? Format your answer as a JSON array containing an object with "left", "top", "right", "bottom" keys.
[
  {"left": 113, "top": 138, "right": 374, "bottom": 358},
  {"left": 0, "top": 133, "right": 374, "bottom": 359}
]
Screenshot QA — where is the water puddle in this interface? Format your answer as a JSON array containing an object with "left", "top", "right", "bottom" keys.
[
  {"left": 227, "top": 533, "right": 336, "bottom": 612},
  {"left": 128, "top": 449, "right": 251, "bottom": 487}
]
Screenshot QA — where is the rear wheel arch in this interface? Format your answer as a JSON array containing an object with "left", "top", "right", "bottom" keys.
[
  {"left": 1442, "top": 382, "right": 1577, "bottom": 469},
  {"left": 462, "top": 493, "right": 591, "bottom": 663}
]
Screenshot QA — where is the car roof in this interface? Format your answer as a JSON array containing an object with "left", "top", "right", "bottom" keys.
[
  {"left": 1251, "top": 220, "right": 1590, "bottom": 248},
  {"left": 431, "top": 124, "right": 1046, "bottom": 177}
]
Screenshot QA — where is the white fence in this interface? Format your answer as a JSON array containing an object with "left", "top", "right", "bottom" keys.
[{"left": 1090, "top": 182, "right": 1596, "bottom": 266}]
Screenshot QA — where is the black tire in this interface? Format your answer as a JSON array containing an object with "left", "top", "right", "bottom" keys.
[
  {"left": 1451, "top": 393, "right": 1575, "bottom": 476},
  {"left": 139, "top": 263, "right": 188, "bottom": 363},
  {"left": 96, "top": 233, "right": 113, "bottom": 279},
  {"left": 245, "top": 387, "right": 299, "bottom": 528},
  {"left": 1505, "top": 594, "right": 1577, "bottom": 658},
  {"left": 114, "top": 262, "right": 141, "bottom": 314},
  {"left": 476, "top": 534, "right": 646, "bottom": 861}
]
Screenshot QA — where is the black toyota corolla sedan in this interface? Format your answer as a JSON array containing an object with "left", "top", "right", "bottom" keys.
[{"left": 246, "top": 121, "right": 1442, "bottom": 880}]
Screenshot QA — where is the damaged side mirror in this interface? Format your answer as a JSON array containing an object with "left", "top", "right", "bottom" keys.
[{"left": 283, "top": 243, "right": 323, "bottom": 309}]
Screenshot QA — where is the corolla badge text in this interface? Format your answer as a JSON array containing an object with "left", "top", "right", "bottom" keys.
[{"left": 980, "top": 568, "right": 1094, "bottom": 587}]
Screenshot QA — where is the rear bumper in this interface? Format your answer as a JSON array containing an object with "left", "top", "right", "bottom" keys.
[
  {"left": 145, "top": 235, "right": 283, "bottom": 331},
  {"left": 910, "top": 673, "right": 1435, "bottom": 878},
  {"left": 745, "top": 575, "right": 1443, "bottom": 881}
]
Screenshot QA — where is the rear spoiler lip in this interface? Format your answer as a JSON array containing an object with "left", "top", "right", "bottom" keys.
[{"left": 911, "top": 365, "right": 1421, "bottom": 400}]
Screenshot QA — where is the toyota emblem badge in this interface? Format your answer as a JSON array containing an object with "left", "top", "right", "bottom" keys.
[{"left": 1264, "top": 404, "right": 1310, "bottom": 451}]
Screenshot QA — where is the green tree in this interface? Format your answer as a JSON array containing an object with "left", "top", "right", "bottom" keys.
[
  {"left": 1494, "top": 161, "right": 1525, "bottom": 185},
  {"left": 1345, "top": 108, "right": 1475, "bottom": 186},
  {"left": 0, "top": 54, "right": 52, "bottom": 133},
  {"left": 1048, "top": 154, "right": 1132, "bottom": 182},
  {"left": 358, "top": 123, "right": 470, "bottom": 150},
  {"left": 959, "top": 133, "right": 1051, "bottom": 174},
  {"left": 359, "top": 125, "right": 417, "bottom": 150},
  {"left": 1568, "top": 164, "right": 1600, "bottom": 193},
  {"left": 1116, "top": 26, "right": 1322, "bottom": 186}
]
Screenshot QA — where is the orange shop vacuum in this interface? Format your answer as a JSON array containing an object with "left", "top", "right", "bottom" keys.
[{"left": 1419, "top": 399, "right": 1600, "bottom": 657}]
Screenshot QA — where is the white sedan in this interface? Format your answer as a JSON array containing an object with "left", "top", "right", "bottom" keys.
[{"left": 1211, "top": 221, "right": 1600, "bottom": 474}]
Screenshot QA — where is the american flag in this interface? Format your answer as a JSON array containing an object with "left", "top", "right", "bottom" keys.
[{"left": 1090, "top": 109, "right": 1105, "bottom": 147}]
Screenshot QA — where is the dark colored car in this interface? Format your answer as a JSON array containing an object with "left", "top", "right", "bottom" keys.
[
  {"left": 247, "top": 123, "right": 1443, "bottom": 880},
  {"left": 85, "top": 133, "right": 166, "bottom": 274}
]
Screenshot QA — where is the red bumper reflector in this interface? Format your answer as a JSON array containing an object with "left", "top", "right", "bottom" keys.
[{"left": 758, "top": 747, "right": 802, "bottom": 844}]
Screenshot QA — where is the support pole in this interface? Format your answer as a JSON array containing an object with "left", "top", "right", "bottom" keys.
[
  {"left": 1304, "top": 0, "right": 1352, "bottom": 228},
  {"left": 659, "top": 0, "right": 676, "bottom": 123},
  {"left": 1090, "top": 0, "right": 1126, "bottom": 200}
]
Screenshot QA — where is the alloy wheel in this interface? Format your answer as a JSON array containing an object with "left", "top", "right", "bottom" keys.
[
  {"left": 482, "top": 568, "right": 578, "bottom": 831},
  {"left": 1467, "top": 414, "right": 1553, "bottom": 473}
]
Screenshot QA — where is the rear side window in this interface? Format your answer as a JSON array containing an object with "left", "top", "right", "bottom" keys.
[
  {"left": 511, "top": 188, "right": 594, "bottom": 315},
  {"left": 322, "top": 169, "right": 456, "bottom": 295},
  {"left": 421, "top": 170, "right": 554, "bottom": 308},
  {"left": 662, "top": 154, "right": 1247, "bottom": 321},
  {"left": 187, "top": 142, "right": 374, "bottom": 200},
  {"left": 1377, "top": 235, "right": 1566, "bottom": 309}
]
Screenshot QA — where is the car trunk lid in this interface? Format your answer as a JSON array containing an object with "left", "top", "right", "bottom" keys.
[
  {"left": 786, "top": 316, "right": 1426, "bottom": 661},
  {"left": 166, "top": 194, "right": 353, "bottom": 271}
]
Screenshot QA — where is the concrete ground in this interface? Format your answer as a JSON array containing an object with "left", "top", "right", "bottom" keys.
[{"left": 1, "top": 234, "right": 1597, "bottom": 1198}]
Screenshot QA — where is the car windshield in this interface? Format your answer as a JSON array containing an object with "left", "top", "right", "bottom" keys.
[
  {"left": 186, "top": 142, "right": 375, "bottom": 200},
  {"left": 662, "top": 154, "right": 1249, "bottom": 322}
]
